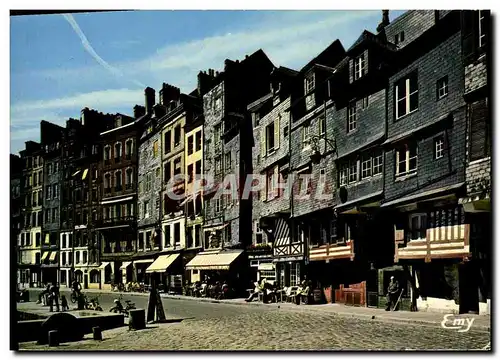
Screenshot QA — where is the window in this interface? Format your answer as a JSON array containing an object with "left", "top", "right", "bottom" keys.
[
  {"left": 214, "top": 198, "right": 222, "bottom": 213},
  {"left": 266, "top": 122, "right": 275, "bottom": 153},
  {"left": 215, "top": 156, "right": 222, "bottom": 174},
  {"left": 146, "top": 173, "right": 152, "bottom": 191},
  {"left": 62, "top": 252, "right": 66, "bottom": 266},
  {"left": 225, "top": 152, "right": 231, "bottom": 171},
  {"left": 46, "top": 185, "right": 51, "bottom": 199},
  {"left": 195, "top": 225, "right": 201, "bottom": 247},
  {"left": 195, "top": 160, "right": 201, "bottom": 179},
  {"left": 396, "top": 144, "right": 418, "bottom": 176},
  {"left": 114, "top": 143, "right": 122, "bottom": 160},
  {"left": 302, "top": 123, "right": 310, "bottom": 147},
  {"left": 305, "top": 72, "right": 315, "bottom": 93},
  {"left": 373, "top": 152, "right": 383, "bottom": 175},
  {"left": 104, "top": 173, "right": 111, "bottom": 189},
  {"left": 187, "top": 135, "right": 194, "bottom": 155},
  {"left": 348, "top": 101, "right": 357, "bottom": 132},
  {"left": 153, "top": 140, "right": 159, "bottom": 157},
  {"left": 164, "top": 131, "right": 171, "bottom": 154},
  {"left": 144, "top": 200, "right": 150, "bottom": 218},
  {"left": 138, "top": 232, "right": 144, "bottom": 250},
  {"left": 394, "top": 31, "right": 405, "bottom": 45},
  {"left": 115, "top": 171, "right": 122, "bottom": 190},
  {"left": 362, "top": 96, "right": 369, "bottom": 109},
  {"left": 164, "top": 225, "right": 171, "bottom": 247},
  {"left": 126, "top": 168, "right": 133, "bottom": 186},
  {"left": 214, "top": 124, "right": 222, "bottom": 147},
  {"left": 174, "top": 157, "right": 182, "bottom": 175},
  {"left": 253, "top": 112, "right": 260, "bottom": 127},
  {"left": 395, "top": 73, "right": 418, "bottom": 119},
  {"left": 436, "top": 76, "right": 448, "bottom": 99},
  {"left": 83, "top": 251, "right": 87, "bottom": 264},
  {"left": 339, "top": 163, "right": 348, "bottom": 187},
  {"left": 469, "top": 99, "right": 490, "bottom": 161},
  {"left": 290, "top": 262, "right": 300, "bottom": 286},
  {"left": 318, "top": 115, "right": 326, "bottom": 135},
  {"left": 479, "top": 11, "right": 486, "bottom": 48},
  {"left": 188, "top": 164, "right": 194, "bottom": 183},
  {"left": 104, "top": 146, "right": 111, "bottom": 160},
  {"left": 409, "top": 213, "right": 427, "bottom": 241},
  {"left": 193, "top": 130, "right": 202, "bottom": 152},
  {"left": 435, "top": 136, "right": 445, "bottom": 159},
  {"left": 354, "top": 54, "right": 366, "bottom": 80},
  {"left": 164, "top": 162, "right": 171, "bottom": 183},
  {"left": 174, "top": 125, "right": 181, "bottom": 147},
  {"left": 284, "top": 126, "right": 289, "bottom": 138},
  {"left": 349, "top": 161, "right": 358, "bottom": 183},
  {"left": 125, "top": 139, "right": 133, "bottom": 158},
  {"left": 297, "top": 170, "right": 311, "bottom": 195},
  {"left": 54, "top": 184, "right": 59, "bottom": 198},
  {"left": 215, "top": 97, "right": 222, "bottom": 111},
  {"left": 174, "top": 222, "right": 181, "bottom": 244},
  {"left": 255, "top": 221, "right": 263, "bottom": 245},
  {"left": 44, "top": 210, "right": 50, "bottom": 223},
  {"left": 76, "top": 252, "right": 80, "bottom": 264},
  {"left": 361, "top": 157, "right": 372, "bottom": 179}
]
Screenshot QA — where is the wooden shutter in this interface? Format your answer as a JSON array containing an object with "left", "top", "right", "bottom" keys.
[
  {"left": 470, "top": 99, "right": 489, "bottom": 161},
  {"left": 260, "top": 127, "right": 266, "bottom": 158},
  {"left": 274, "top": 117, "right": 280, "bottom": 150},
  {"left": 273, "top": 166, "right": 279, "bottom": 198},
  {"left": 461, "top": 10, "right": 476, "bottom": 63}
]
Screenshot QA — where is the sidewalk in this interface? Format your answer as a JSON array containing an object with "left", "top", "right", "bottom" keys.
[{"left": 25, "top": 287, "right": 491, "bottom": 331}]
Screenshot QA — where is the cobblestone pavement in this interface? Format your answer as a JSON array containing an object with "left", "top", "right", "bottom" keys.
[{"left": 19, "top": 291, "right": 490, "bottom": 351}]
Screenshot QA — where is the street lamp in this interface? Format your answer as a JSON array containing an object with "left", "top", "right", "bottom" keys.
[{"left": 304, "top": 134, "right": 337, "bottom": 164}]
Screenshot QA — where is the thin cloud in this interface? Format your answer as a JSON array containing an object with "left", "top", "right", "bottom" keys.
[{"left": 62, "top": 13, "right": 146, "bottom": 88}]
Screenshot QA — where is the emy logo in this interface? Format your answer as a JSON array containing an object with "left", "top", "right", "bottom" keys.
[{"left": 441, "top": 314, "right": 475, "bottom": 332}]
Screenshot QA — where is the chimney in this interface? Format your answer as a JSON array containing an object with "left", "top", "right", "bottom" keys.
[
  {"left": 197, "top": 70, "right": 216, "bottom": 97},
  {"left": 134, "top": 105, "right": 146, "bottom": 119},
  {"left": 144, "top": 87, "right": 155, "bottom": 115},
  {"left": 376, "top": 10, "right": 390, "bottom": 33},
  {"left": 159, "top": 83, "right": 181, "bottom": 106}
]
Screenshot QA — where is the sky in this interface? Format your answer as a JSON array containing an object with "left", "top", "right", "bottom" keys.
[{"left": 10, "top": 10, "right": 406, "bottom": 154}]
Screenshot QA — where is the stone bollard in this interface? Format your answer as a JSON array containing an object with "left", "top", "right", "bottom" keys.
[
  {"left": 128, "top": 309, "right": 146, "bottom": 330},
  {"left": 48, "top": 330, "right": 59, "bottom": 347},
  {"left": 92, "top": 326, "right": 102, "bottom": 341}
]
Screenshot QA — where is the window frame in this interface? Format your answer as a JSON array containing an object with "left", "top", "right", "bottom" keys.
[
  {"left": 361, "top": 156, "right": 372, "bottom": 179},
  {"left": 348, "top": 101, "right": 357, "bottom": 133},
  {"left": 348, "top": 160, "right": 358, "bottom": 183},
  {"left": 409, "top": 213, "right": 427, "bottom": 241},
  {"left": 436, "top": 76, "right": 449, "bottom": 100},
  {"left": 434, "top": 136, "right": 445, "bottom": 159},
  {"left": 395, "top": 144, "right": 418, "bottom": 177},
  {"left": 354, "top": 54, "right": 366, "bottom": 80},
  {"left": 395, "top": 73, "right": 419, "bottom": 119}
]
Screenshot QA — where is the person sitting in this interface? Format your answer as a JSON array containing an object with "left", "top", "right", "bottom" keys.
[
  {"left": 385, "top": 276, "right": 401, "bottom": 311},
  {"left": 37, "top": 284, "right": 51, "bottom": 304},
  {"left": 245, "top": 281, "right": 262, "bottom": 302},
  {"left": 294, "top": 280, "right": 310, "bottom": 305}
]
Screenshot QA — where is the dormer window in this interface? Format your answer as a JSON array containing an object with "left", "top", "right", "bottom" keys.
[
  {"left": 394, "top": 31, "right": 405, "bottom": 45},
  {"left": 354, "top": 54, "right": 366, "bottom": 80},
  {"left": 305, "top": 72, "right": 315, "bottom": 94}
]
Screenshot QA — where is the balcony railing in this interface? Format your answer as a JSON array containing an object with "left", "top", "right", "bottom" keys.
[{"left": 95, "top": 215, "right": 136, "bottom": 229}]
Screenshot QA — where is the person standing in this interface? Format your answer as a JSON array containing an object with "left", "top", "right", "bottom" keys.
[
  {"left": 36, "top": 284, "right": 51, "bottom": 304},
  {"left": 385, "top": 276, "right": 401, "bottom": 311},
  {"left": 49, "top": 283, "right": 60, "bottom": 312}
]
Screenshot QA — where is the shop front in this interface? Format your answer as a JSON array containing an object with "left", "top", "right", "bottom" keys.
[{"left": 146, "top": 253, "right": 182, "bottom": 293}]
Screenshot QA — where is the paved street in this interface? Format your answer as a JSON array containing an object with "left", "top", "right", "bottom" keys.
[{"left": 18, "top": 289, "right": 490, "bottom": 351}]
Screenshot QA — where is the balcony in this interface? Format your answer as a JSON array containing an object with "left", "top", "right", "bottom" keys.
[
  {"left": 114, "top": 156, "right": 121, "bottom": 164},
  {"left": 95, "top": 215, "right": 136, "bottom": 229}
]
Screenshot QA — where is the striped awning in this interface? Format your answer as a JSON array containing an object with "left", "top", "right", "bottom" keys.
[
  {"left": 146, "top": 254, "right": 180, "bottom": 273},
  {"left": 98, "top": 262, "right": 110, "bottom": 270},
  {"left": 49, "top": 252, "right": 57, "bottom": 262},
  {"left": 41, "top": 252, "right": 49, "bottom": 261},
  {"left": 119, "top": 261, "right": 132, "bottom": 270},
  {"left": 185, "top": 249, "right": 243, "bottom": 271}
]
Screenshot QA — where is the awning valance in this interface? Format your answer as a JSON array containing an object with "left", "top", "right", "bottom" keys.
[
  {"left": 100, "top": 196, "right": 134, "bottom": 205},
  {"left": 49, "top": 252, "right": 57, "bottom": 262},
  {"left": 134, "top": 259, "right": 154, "bottom": 265},
  {"left": 98, "top": 262, "right": 110, "bottom": 270},
  {"left": 119, "top": 261, "right": 132, "bottom": 270},
  {"left": 185, "top": 249, "right": 243, "bottom": 271},
  {"left": 258, "top": 263, "right": 275, "bottom": 271},
  {"left": 146, "top": 254, "right": 180, "bottom": 273},
  {"left": 41, "top": 252, "right": 49, "bottom": 261}
]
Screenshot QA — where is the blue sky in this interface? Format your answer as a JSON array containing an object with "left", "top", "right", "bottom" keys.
[{"left": 10, "top": 10, "right": 406, "bottom": 154}]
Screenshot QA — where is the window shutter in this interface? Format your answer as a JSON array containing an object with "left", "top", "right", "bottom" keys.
[
  {"left": 469, "top": 99, "right": 489, "bottom": 161},
  {"left": 349, "top": 59, "right": 354, "bottom": 84},
  {"left": 395, "top": 149, "right": 400, "bottom": 174},
  {"left": 274, "top": 117, "right": 280, "bottom": 150},
  {"left": 462, "top": 10, "right": 476, "bottom": 62},
  {"left": 260, "top": 127, "right": 266, "bottom": 158},
  {"left": 363, "top": 49, "right": 369, "bottom": 76},
  {"left": 273, "top": 166, "right": 279, "bottom": 198}
]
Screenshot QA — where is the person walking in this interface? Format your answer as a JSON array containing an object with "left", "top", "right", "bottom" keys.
[
  {"left": 385, "top": 276, "right": 401, "bottom": 311},
  {"left": 49, "top": 282, "right": 60, "bottom": 312}
]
